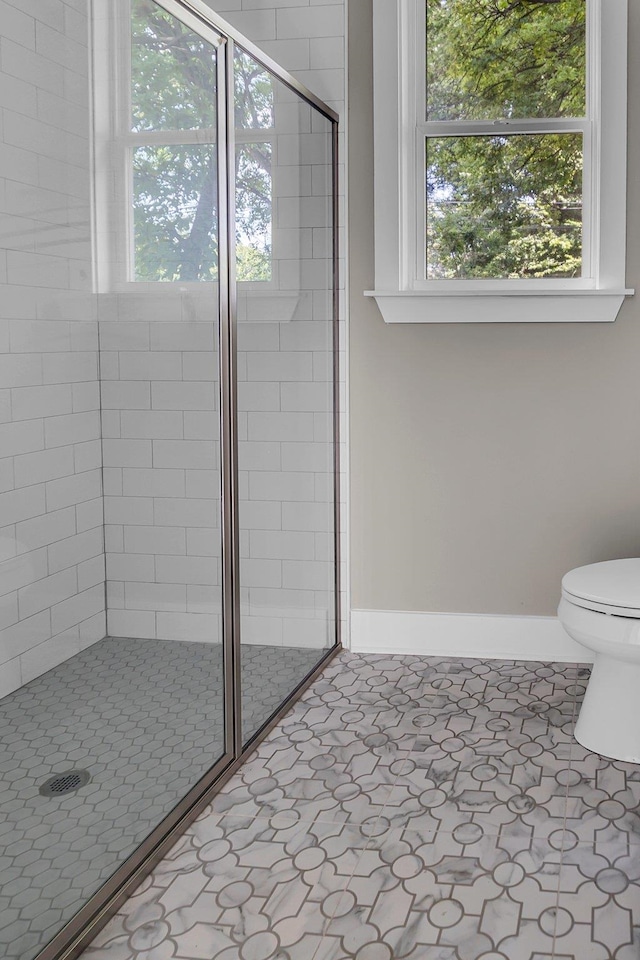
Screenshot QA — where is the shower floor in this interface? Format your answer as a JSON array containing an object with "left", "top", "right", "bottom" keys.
[{"left": 0, "top": 636, "right": 325, "bottom": 960}]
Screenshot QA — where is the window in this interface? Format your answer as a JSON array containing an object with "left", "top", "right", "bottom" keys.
[
  {"left": 95, "top": 0, "right": 275, "bottom": 288},
  {"left": 368, "top": 0, "right": 632, "bottom": 323},
  {"left": 129, "top": 1, "right": 275, "bottom": 285},
  {"left": 129, "top": 0, "right": 221, "bottom": 283}
]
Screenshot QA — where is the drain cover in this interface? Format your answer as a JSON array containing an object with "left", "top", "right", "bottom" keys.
[{"left": 39, "top": 769, "right": 91, "bottom": 797}]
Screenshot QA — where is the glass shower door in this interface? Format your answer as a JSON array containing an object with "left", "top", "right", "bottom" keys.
[
  {"left": 95, "top": 0, "right": 230, "bottom": 897},
  {"left": 233, "top": 47, "right": 338, "bottom": 744},
  {"left": 1, "top": 4, "right": 233, "bottom": 959}
]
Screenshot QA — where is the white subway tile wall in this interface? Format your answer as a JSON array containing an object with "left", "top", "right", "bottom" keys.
[
  {"left": 99, "top": 294, "right": 224, "bottom": 645},
  {"left": 0, "top": 0, "right": 105, "bottom": 699}
]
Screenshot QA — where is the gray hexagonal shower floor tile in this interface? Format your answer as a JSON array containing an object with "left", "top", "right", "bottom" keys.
[{"left": 0, "top": 637, "right": 324, "bottom": 960}]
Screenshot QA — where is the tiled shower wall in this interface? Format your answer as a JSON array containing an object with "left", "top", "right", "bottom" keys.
[
  {"left": 100, "top": 289, "right": 224, "bottom": 644},
  {"left": 0, "top": 0, "right": 106, "bottom": 698},
  {"left": 102, "top": 0, "right": 346, "bottom": 648}
]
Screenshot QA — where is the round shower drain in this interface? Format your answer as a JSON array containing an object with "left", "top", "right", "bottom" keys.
[{"left": 39, "top": 769, "right": 91, "bottom": 797}]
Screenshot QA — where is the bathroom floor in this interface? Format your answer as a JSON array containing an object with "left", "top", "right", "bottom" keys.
[
  {"left": 81, "top": 651, "right": 640, "bottom": 960},
  {"left": 0, "top": 637, "right": 324, "bottom": 960}
]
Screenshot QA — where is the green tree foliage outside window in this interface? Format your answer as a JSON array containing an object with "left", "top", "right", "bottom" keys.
[
  {"left": 133, "top": 145, "right": 218, "bottom": 282},
  {"left": 426, "top": 0, "right": 586, "bottom": 280},
  {"left": 130, "top": 0, "right": 272, "bottom": 283}
]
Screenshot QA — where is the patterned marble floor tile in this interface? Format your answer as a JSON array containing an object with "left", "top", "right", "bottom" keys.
[
  {"left": 207, "top": 745, "right": 404, "bottom": 828},
  {"left": 206, "top": 701, "right": 418, "bottom": 827},
  {"left": 77, "top": 653, "right": 626, "bottom": 960},
  {"left": 415, "top": 668, "right": 577, "bottom": 735},
  {"left": 299, "top": 654, "right": 457, "bottom": 716},
  {"left": 316, "top": 652, "right": 456, "bottom": 683},
  {"left": 563, "top": 751, "right": 640, "bottom": 846},
  {"left": 296, "top": 698, "right": 442, "bottom": 741},
  {"left": 554, "top": 837, "right": 640, "bottom": 958},
  {"left": 375, "top": 718, "right": 575, "bottom": 840},
  {"left": 302, "top": 657, "right": 580, "bottom": 747},
  {"left": 84, "top": 813, "right": 380, "bottom": 960},
  {"left": 424, "top": 704, "right": 574, "bottom": 743},
  {"left": 299, "top": 677, "right": 427, "bottom": 717},
  {"left": 443, "top": 659, "right": 577, "bottom": 686},
  {"left": 281, "top": 702, "right": 426, "bottom": 769},
  {"left": 317, "top": 827, "right": 562, "bottom": 959},
  {"left": 282, "top": 700, "right": 418, "bottom": 752}
]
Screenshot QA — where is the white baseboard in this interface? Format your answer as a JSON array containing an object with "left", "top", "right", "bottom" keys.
[{"left": 350, "top": 609, "right": 593, "bottom": 663}]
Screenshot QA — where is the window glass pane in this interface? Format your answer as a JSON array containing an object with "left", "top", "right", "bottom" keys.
[
  {"left": 236, "top": 142, "right": 272, "bottom": 281},
  {"left": 426, "top": 133, "right": 583, "bottom": 279},
  {"left": 131, "top": 0, "right": 217, "bottom": 132},
  {"left": 133, "top": 145, "right": 218, "bottom": 281},
  {"left": 426, "top": 0, "right": 586, "bottom": 121},
  {"left": 235, "top": 49, "right": 275, "bottom": 130}
]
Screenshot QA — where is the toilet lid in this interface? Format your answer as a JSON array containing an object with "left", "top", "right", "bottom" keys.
[{"left": 562, "top": 558, "right": 640, "bottom": 613}]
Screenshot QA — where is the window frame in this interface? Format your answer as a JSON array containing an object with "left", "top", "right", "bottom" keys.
[{"left": 367, "top": 0, "right": 633, "bottom": 323}]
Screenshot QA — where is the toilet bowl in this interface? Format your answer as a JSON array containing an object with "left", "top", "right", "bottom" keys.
[{"left": 558, "top": 558, "right": 640, "bottom": 763}]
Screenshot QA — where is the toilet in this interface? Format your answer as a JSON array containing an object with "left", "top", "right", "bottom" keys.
[{"left": 558, "top": 558, "right": 640, "bottom": 763}]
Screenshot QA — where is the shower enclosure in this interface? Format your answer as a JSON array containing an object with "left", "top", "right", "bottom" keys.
[{"left": 0, "top": 1, "right": 340, "bottom": 958}]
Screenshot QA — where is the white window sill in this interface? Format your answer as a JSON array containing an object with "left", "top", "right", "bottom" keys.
[{"left": 365, "top": 289, "right": 635, "bottom": 324}]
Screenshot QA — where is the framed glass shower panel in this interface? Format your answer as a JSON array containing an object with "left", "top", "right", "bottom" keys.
[
  {"left": 93, "top": 0, "right": 229, "bottom": 930},
  {"left": 233, "top": 47, "right": 338, "bottom": 745}
]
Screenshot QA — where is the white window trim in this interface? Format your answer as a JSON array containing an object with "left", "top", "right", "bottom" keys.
[{"left": 366, "top": 0, "right": 633, "bottom": 323}]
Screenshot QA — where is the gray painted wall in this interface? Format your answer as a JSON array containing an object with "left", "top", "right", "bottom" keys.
[{"left": 348, "top": 0, "right": 640, "bottom": 618}]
